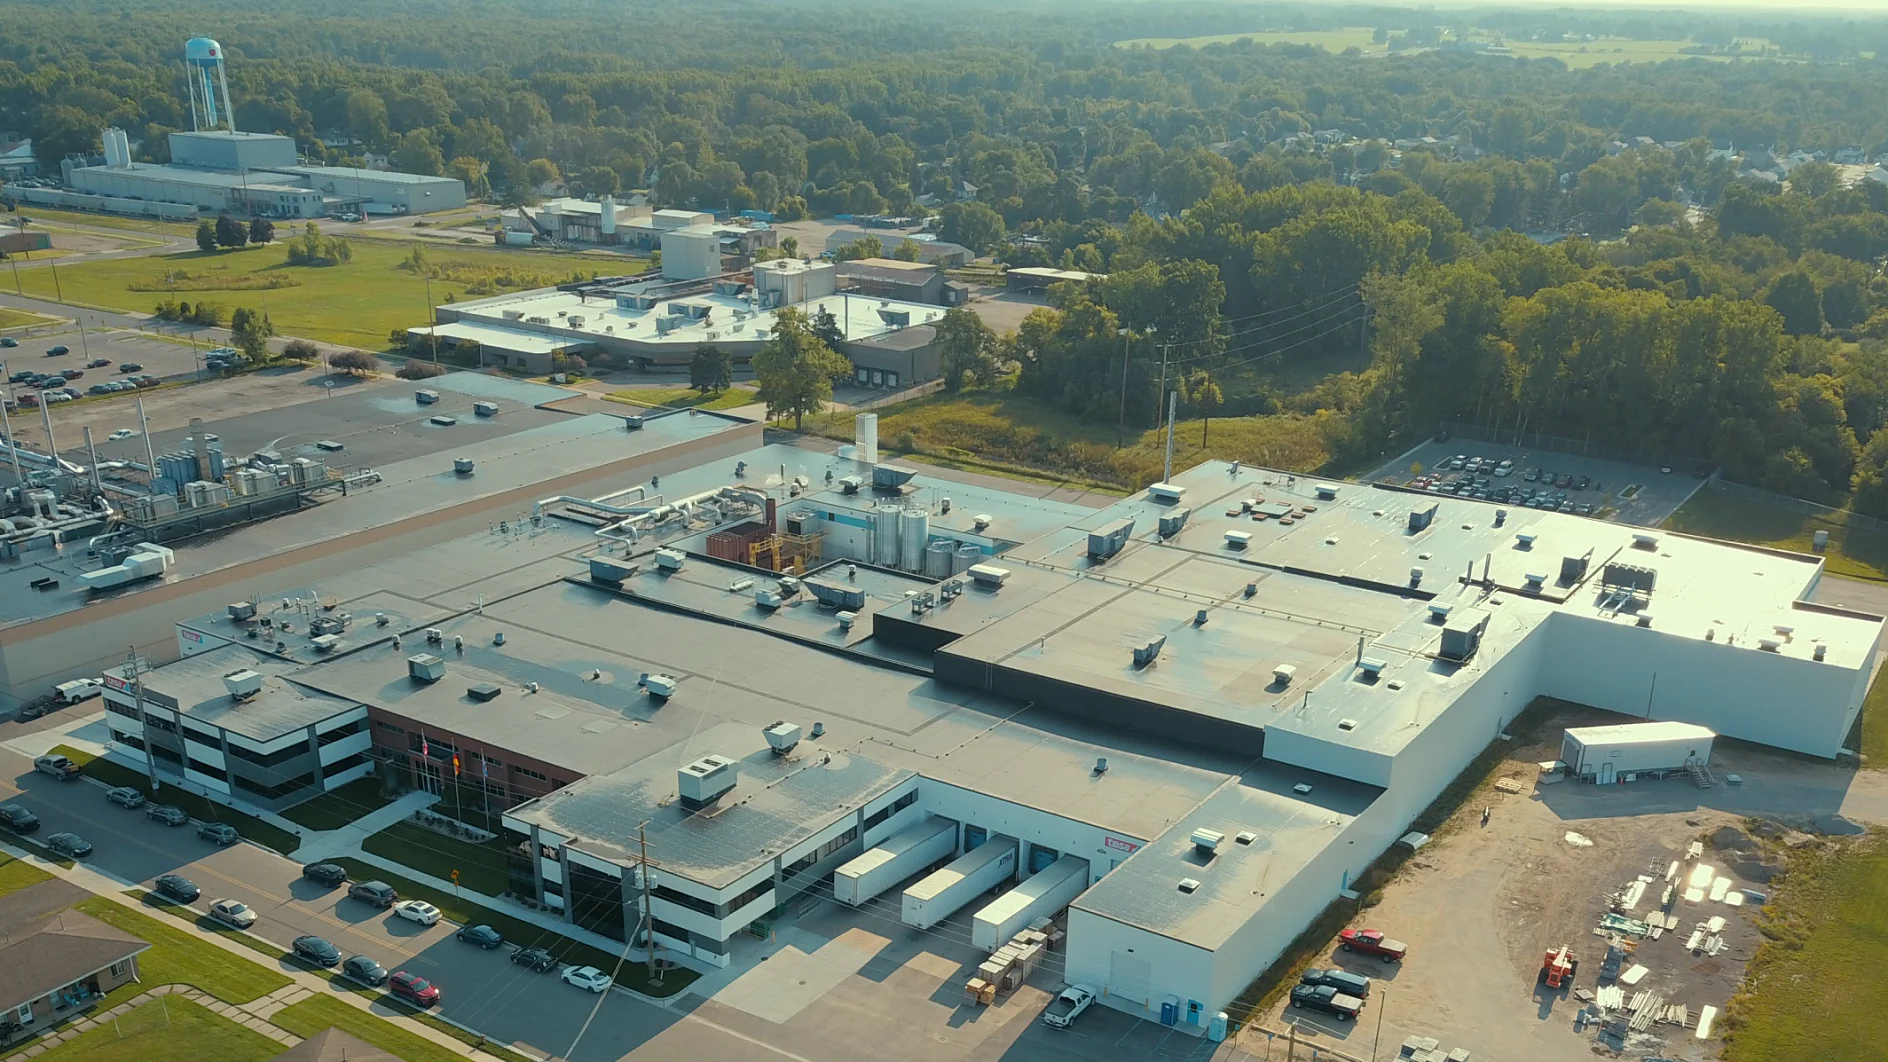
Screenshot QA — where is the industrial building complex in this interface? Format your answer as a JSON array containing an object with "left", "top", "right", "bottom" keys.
[{"left": 8, "top": 376, "right": 1877, "bottom": 1033}]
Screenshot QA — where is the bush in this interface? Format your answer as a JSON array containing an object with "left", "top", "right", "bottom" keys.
[
  {"left": 396, "top": 360, "right": 446, "bottom": 380},
  {"left": 329, "top": 350, "right": 378, "bottom": 376},
  {"left": 282, "top": 339, "right": 319, "bottom": 362}
]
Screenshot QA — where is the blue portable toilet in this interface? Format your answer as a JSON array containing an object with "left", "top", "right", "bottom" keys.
[
  {"left": 1159, "top": 996, "right": 1180, "bottom": 1026},
  {"left": 1187, "top": 999, "right": 1203, "bottom": 1025}
]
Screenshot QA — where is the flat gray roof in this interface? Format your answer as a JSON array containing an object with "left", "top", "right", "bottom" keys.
[
  {"left": 129, "top": 643, "right": 359, "bottom": 742},
  {"left": 265, "top": 165, "right": 465, "bottom": 187}
]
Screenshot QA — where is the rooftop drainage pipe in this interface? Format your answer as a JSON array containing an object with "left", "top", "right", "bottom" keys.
[
  {"left": 531, "top": 484, "right": 647, "bottom": 520},
  {"left": 594, "top": 485, "right": 769, "bottom": 548}
]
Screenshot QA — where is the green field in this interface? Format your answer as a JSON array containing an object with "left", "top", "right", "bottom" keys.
[
  {"left": 1723, "top": 834, "right": 1888, "bottom": 1061},
  {"left": 74, "top": 897, "right": 291, "bottom": 1006},
  {"left": 271, "top": 996, "right": 472, "bottom": 1062},
  {"left": 6, "top": 239, "right": 627, "bottom": 349},
  {"left": 606, "top": 386, "right": 756, "bottom": 412},
  {"left": 0, "top": 853, "right": 53, "bottom": 897},
  {"left": 1660, "top": 487, "right": 1888, "bottom": 581},
  {"left": 0, "top": 307, "right": 56, "bottom": 330},
  {"left": 1117, "top": 27, "right": 1382, "bottom": 52},
  {"left": 277, "top": 778, "right": 395, "bottom": 832},
  {"left": 28, "top": 998, "right": 280, "bottom": 1062},
  {"left": 7, "top": 207, "right": 198, "bottom": 236}
]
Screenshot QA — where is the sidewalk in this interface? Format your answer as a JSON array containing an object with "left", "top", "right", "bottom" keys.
[
  {"left": 0, "top": 841, "right": 539, "bottom": 1061},
  {"left": 293, "top": 790, "right": 438, "bottom": 862},
  {"left": 9, "top": 984, "right": 302, "bottom": 1060}
]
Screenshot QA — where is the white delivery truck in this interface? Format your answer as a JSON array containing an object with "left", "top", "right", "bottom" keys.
[
  {"left": 902, "top": 835, "right": 1017, "bottom": 929},
  {"left": 833, "top": 816, "right": 957, "bottom": 905}
]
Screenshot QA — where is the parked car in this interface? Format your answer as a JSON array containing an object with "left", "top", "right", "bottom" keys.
[
  {"left": 105, "top": 786, "right": 146, "bottom": 809},
  {"left": 107, "top": 428, "right": 137, "bottom": 440},
  {"left": 46, "top": 832, "right": 93, "bottom": 858},
  {"left": 393, "top": 900, "right": 440, "bottom": 926},
  {"left": 1290, "top": 984, "right": 1364, "bottom": 1021},
  {"left": 87, "top": 358, "right": 110, "bottom": 368},
  {"left": 342, "top": 955, "right": 389, "bottom": 986},
  {"left": 1337, "top": 928, "right": 1408, "bottom": 962},
  {"left": 146, "top": 804, "right": 188, "bottom": 826},
  {"left": 33, "top": 754, "right": 81, "bottom": 780},
  {"left": 560, "top": 966, "right": 613, "bottom": 993},
  {"left": 199, "top": 822, "right": 240, "bottom": 845},
  {"left": 292, "top": 936, "right": 342, "bottom": 967},
  {"left": 1554, "top": 474, "right": 1572, "bottom": 488},
  {"left": 388, "top": 971, "right": 439, "bottom": 1007},
  {"left": 1041, "top": 983, "right": 1098, "bottom": 1028},
  {"left": 1523, "top": 468, "right": 1540, "bottom": 482},
  {"left": 0, "top": 337, "right": 15, "bottom": 347},
  {"left": 302, "top": 863, "right": 348, "bottom": 888},
  {"left": 45, "top": 345, "right": 69, "bottom": 356},
  {"left": 209, "top": 898, "right": 257, "bottom": 929},
  {"left": 119, "top": 362, "right": 142, "bottom": 373},
  {"left": 1299, "top": 968, "right": 1372, "bottom": 998},
  {"left": 14, "top": 392, "right": 36, "bottom": 407},
  {"left": 1574, "top": 475, "right": 1591, "bottom": 490},
  {"left": 0, "top": 803, "right": 42, "bottom": 833},
  {"left": 153, "top": 874, "right": 200, "bottom": 903},
  {"left": 59, "top": 369, "right": 81, "bottom": 379},
  {"left": 348, "top": 880, "right": 398, "bottom": 907},
  {"left": 511, "top": 946, "right": 557, "bottom": 972},
  {"left": 456, "top": 924, "right": 504, "bottom": 949}
]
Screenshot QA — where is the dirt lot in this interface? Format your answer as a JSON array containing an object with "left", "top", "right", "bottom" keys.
[{"left": 1241, "top": 704, "right": 1867, "bottom": 1062}]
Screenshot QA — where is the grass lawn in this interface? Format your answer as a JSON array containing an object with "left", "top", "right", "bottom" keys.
[
  {"left": 7, "top": 207, "right": 198, "bottom": 237},
  {"left": 0, "top": 853, "right": 53, "bottom": 897},
  {"left": 327, "top": 856, "right": 694, "bottom": 998},
  {"left": 5, "top": 239, "right": 625, "bottom": 349},
  {"left": 1660, "top": 486, "right": 1888, "bottom": 581},
  {"left": 278, "top": 778, "right": 395, "bottom": 832},
  {"left": 1722, "top": 833, "right": 1888, "bottom": 1061},
  {"left": 51, "top": 745, "right": 301, "bottom": 855},
  {"left": 1117, "top": 27, "right": 1383, "bottom": 52},
  {"left": 0, "top": 307, "right": 60, "bottom": 330},
  {"left": 604, "top": 386, "right": 755, "bottom": 411},
  {"left": 28, "top": 998, "right": 280, "bottom": 1062},
  {"left": 129, "top": 890, "right": 289, "bottom": 963},
  {"left": 271, "top": 996, "right": 471, "bottom": 1062},
  {"left": 304, "top": 981, "right": 536, "bottom": 1062},
  {"left": 359, "top": 821, "right": 509, "bottom": 897},
  {"left": 74, "top": 898, "right": 290, "bottom": 1006}
]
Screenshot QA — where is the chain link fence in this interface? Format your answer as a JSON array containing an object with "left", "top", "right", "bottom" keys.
[{"left": 1701, "top": 476, "right": 1888, "bottom": 537}]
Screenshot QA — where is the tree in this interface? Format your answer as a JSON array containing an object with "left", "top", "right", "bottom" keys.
[
  {"left": 195, "top": 221, "right": 217, "bottom": 253},
  {"left": 774, "top": 196, "right": 809, "bottom": 222},
  {"left": 1188, "top": 371, "right": 1224, "bottom": 446},
  {"left": 933, "top": 307, "right": 999, "bottom": 391},
  {"left": 577, "top": 165, "right": 621, "bottom": 197},
  {"left": 811, "top": 305, "right": 846, "bottom": 349},
  {"left": 229, "top": 306, "right": 273, "bottom": 363},
  {"left": 214, "top": 214, "right": 248, "bottom": 249},
  {"left": 447, "top": 156, "right": 491, "bottom": 198},
  {"left": 397, "top": 360, "right": 447, "bottom": 379},
  {"left": 691, "top": 343, "right": 732, "bottom": 394},
  {"left": 780, "top": 236, "right": 799, "bottom": 258},
  {"left": 525, "top": 158, "right": 561, "bottom": 189},
  {"left": 752, "top": 306, "right": 852, "bottom": 429},
  {"left": 392, "top": 130, "right": 445, "bottom": 176},
  {"left": 831, "top": 236, "right": 882, "bottom": 262},
  {"left": 892, "top": 238, "right": 923, "bottom": 262},
  {"left": 1788, "top": 161, "right": 1842, "bottom": 198},
  {"left": 330, "top": 351, "right": 378, "bottom": 376},
  {"left": 940, "top": 201, "right": 1005, "bottom": 255},
  {"left": 249, "top": 218, "right": 275, "bottom": 244},
  {"left": 1766, "top": 271, "right": 1824, "bottom": 336},
  {"left": 283, "top": 338, "right": 319, "bottom": 362}
]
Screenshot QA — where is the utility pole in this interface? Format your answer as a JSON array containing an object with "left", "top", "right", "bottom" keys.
[
  {"left": 1162, "top": 388, "right": 1178, "bottom": 484},
  {"left": 637, "top": 822, "right": 661, "bottom": 982},
  {"left": 1115, "top": 327, "right": 1130, "bottom": 447},
  {"left": 1370, "top": 985, "right": 1387, "bottom": 1061},
  {"left": 129, "top": 646, "right": 159, "bottom": 790},
  {"left": 423, "top": 274, "right": 439, "bottom": 364}
]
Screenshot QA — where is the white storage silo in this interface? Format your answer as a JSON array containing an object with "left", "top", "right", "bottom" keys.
[
  {"left": 924, "top": 539, "right": 954, "bottom": 579},
  {"left": 873, "top": 504, "right": 902, "bottom": 567},
  {"left": 899, "top": 508, "right": 930, "bottom": 572}
]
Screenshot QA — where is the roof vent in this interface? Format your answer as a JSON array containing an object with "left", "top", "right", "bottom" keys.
[
  {"left": 1314, "top": 484, "right": 1339, "bottom": 500},
  {"left": 1234, "top": 831, "right": 1257, "bottom": 846},
  {"left": 1272, "top": 664, "right": 1297, "bottom": 686},
  {"left": 1773, "top": 624, "right": 1795, "bottom": 636},
  {"left": 1523, "top": 572, "right": 1546, "bottom": 592},
  {"left": 1428, "top": 603, "right": 1453, "bottom": 621},
  {"left": 1757, "top": 637, "right": 1782, "bottom": 652},
  {"left": 1133, "top": 635, "right": 1167, "bottom": 668},
  {"left": 1636, "top": 613, "right": 1654, "bottom": 628},
  {"left": 1177, "top": 877, "right": 1202, "bottom": 894},
  {"left": 677, "top": 754, "right": 738, "bottom": 806},
  {"left": 1095, "top": 757, "right": 1109, "bottom": 774},
  {"left": 222, "top": 669, "right": 263, "bottom": 701},
  {"left": 1225, "top": 530, "right": 1252, "bottom": 550},
  {"left": 1493, "top": 509, "right": 1507, "bottom": 528},
  {"left": 1814, "top": 643, "right": 1827, "bottom": 661},
  {"left": 1409, "top": 566, "right": 1424, "bottom": 588},
  {"left": 1190, "top": 827, "right": 1225, "bottom": 852},
  {"left": 1338, "top": 718, "right": 1359, "bottom": 731},
  {"left": 467, "top": 682, "right": 502, "bottom": 702},
  {"left": 1516, "top": 533, "right": 1536, "bottom": 549},
  {"left": 763, "top": 721, "right": 802, "bottom": 755},
  {"left": 1632, "top": 532, "right": 1660, "bottom": 550},
  {"left": 1147, "top": 482, "right": 1186, "bottom": 504},
  {"left": 1358, "top": 657, "right": 1388, "bottom": 680},
  {"left": 1292, "top": 783, "right": 1314, "bottom": 795}
]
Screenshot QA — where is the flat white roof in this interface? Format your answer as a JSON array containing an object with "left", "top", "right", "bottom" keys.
[
  {"left": 1563, "top": 721, "right": 1717, "bottom": 746},
  {"left": 446, "top": 286, "right": 945, "bottom": 347},
  {"left": 408, "top": 321, "right": 586, "bottom": 354}
]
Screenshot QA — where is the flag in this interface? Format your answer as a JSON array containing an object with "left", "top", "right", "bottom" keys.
[
  {"left": 452, "top": 753, "right": 461, "bottom": 776},
  {"left": 420, "top": 731, "right": 429, "bottom": 757},
  {"left": 481, "top": 757, "right": 488, "bottom": 778}
]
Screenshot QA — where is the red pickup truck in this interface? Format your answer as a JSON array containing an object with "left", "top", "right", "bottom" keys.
[{"left": 1338, "top": 928, "right": 1408, "bottom": 962}]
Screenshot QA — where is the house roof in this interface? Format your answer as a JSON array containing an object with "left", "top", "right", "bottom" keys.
[
  {"left": 0, "top": 882, "right": 150, "bottom": 1011},
  {"left": 272, "top": 1027, "right": 405, "bottom": 1062}
]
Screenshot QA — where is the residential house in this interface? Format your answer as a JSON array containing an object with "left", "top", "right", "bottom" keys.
[
  {"left": 0, "top": 881, "right": 150, "bottom": 1046},
  {"left": 271, "top": 1027, "right": 405, "bottom": 1062}
]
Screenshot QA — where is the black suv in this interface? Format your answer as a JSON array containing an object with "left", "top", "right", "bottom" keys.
[
  {"left": 302, "top": 863, "right": 348, "bottom": 888},
  {"left": 347, "top": 881, "right": 398, "bottom": 908},
  {"left": 0, "top": 803, "right": 40, "bottom": 833}
]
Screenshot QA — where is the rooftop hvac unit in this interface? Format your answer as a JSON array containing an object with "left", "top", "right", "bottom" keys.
[
  {"left": 654, "top": 549, "right": 686, "bottom": 571},
  {"left": 1314, "top": 483, "right": 1339, "bottom": 500},
  {"left": 757, "top": 590, "right": 784, "bottom": 609},
  {"left": 1088, "top": 518, "right": 1136, "bottom": 559},
  {"left": 1516, "top": 533, "right": 1536, "bottom": 549},
  {"left": 467, "top": 682, "right": 502, "bottom": 702},
  {"left": 1523, "top": 573, "right": 1546, "bottom": 592},
  {"left": 227, "top": 601, "right": 257, "bottom": 621},
  {"left": 222, "top": 669, "right": 264, "bottom": 701},
  {"left": 1358, "top": 657, "right": 1388, "bottom": 679},
  {"left": 1225, "top": 530, "right": 1252, "bottom": 550},
  {"left": 1190, "top": 828, "right": 1225, "bottom": 853},
  {"left": 678, "top": 754, "right": 737, "bottom": 805},
  {"left": 1561, "top": 553, "right": 1591, "bottom": 582},
  {"left": 589, "top": 557, "right": 635, "bottom": 584},
  {"left": 1409, "top": 566, "right": 1425, "bottom": 588},
  {"left": 1632, "top": 532, "right": 1660, "bottom": 550},
  {"left": 408, "top": 654, "right": 446, "bottom": 683},
  {"left": 967, "top": 564, "right": 1010, "bottom": 587},
  {"left": 473, "top": 402, "right": 499, "bottom": 417},
  {"left": 415, "top": 389, "right": 440, "bottom": 405},
  {"left": 836, "top": 610, "right": 858, "bottom": 630},
  {"left": 1493, "top": 509, "right": 1507, "bottom": 528},
  {"left": 1408, "top": 503, "right": 1439, "bottom": 533},
  {"left": 1757, "top": 637, "right": 1782, "bottom": 652},
  {"left": 310, "top": 634, "right": 341, "bottom": 653},
  {"left": 429, "top": 415, "right": 457, "bottom": 427},
  {"left": 644, "top": 673, "right": 678, "bottom": 698},
  {"left": 764, "top": 721, "right": 803, "bottom": 754},
  {"left": 1177, "top": 878, "right": 1201, "bottom": 894},
  {"left": 1147, "top": 482, "right": 1187, "bottom": 504},
  {"left": 1273, "top": 664, "right": 1297, "bottom": 686},
  {"left": 838, "top": 475, "right": 864, "bottom": 494},
  {"left": 1132, "top": 635, "right": 1166, "bottom": 668},
  {"left": 1157, "top": 507, "right": 1192, "bottom": 538},
  {"left": 1635, "top": 613, "right": 1654, "bottom": 628},
  {"left": 454, "top": 458, "right": 475, "bottom": 475}
]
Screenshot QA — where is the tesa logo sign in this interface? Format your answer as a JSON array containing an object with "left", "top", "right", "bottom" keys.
[{"left": 1104, "top": 836, "right": 1140, "bottom": 853}]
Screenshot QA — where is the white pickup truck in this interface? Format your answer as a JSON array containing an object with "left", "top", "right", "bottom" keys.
[
  {"left": 54, "top": 678, "right": 104, "bottom": 705},
  {"left": 1042, "top": 984, "right": 1097, "bottom": 1028}
]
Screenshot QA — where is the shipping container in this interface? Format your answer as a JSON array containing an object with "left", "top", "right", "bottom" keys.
[
  {"left": 902, "top": 835, "right": 1017, "bottom": 929},
  {"left": 1561, "top": 721, "right": 1715, "bottom": 783},
  {"left": 970, "top": 855, "right": 1090, "bottom": 950},
  {"left": 707, "top": 521, "right": 773, "bottom": 563},
  {"left": 833, "top": 815, "right": 957, "bottom": 906}
]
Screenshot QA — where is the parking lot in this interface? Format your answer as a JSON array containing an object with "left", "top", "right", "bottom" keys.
[{"left": 1372, "top": 439, "right": 1709, "bottom": 527}]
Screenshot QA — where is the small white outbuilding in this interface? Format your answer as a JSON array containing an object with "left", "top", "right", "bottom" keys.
[{"left": 1560, "top": 721, "right": 1716, "bottom": 783}]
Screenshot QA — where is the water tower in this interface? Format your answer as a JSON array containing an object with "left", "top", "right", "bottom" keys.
[{"left": 184, "top": 37, "right": 238, "bottom": 133}]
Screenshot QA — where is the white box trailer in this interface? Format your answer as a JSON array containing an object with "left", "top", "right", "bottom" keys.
[
  {"left": 833, "top": 815, "right": 958, "bottom": 906},
  {"left": 971, "top": 855, "right": 1090, "bottom": 950},
  {"left": 1561, "top": 721, "right": 1715, "bottom": 783},
  {"left": 902, "top": 835, "right": 1017, "bottom": 929}
]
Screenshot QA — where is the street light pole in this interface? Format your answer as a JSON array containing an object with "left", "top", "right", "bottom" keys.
[{"left": 1115, "top": 327, "right": 1130, "bottom": 448}]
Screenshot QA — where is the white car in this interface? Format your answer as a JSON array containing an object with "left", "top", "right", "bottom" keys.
[
  {"left": 561, "top": 966, "right": 613, "bottom": 993},
  {"left": 107, "top": 429, "right": 138, "bottom": 440},
  {"left": 209, "top": 898, "right": 257, "bottom": 929},
  {"left": 393, "top": 900, "right": 441, "bottom": 926}
]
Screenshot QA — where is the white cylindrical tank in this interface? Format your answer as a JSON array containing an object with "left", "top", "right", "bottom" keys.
[
  {"left": 953, "top": 542, "right": 982, "bottom": 574},
  {"left": 924, "top": 539, "right": 954, "bottom": 579},
  {"left": 102, "top": 128, "right": 131, "bottom": 168},
  {"left": 854, "top": 413, "right": 878, "bottom": 464},
  {"left": 600, "top": 195, "right": 617, "bottom": 235},
  {"left": 873, "top": 504, "right": 901, "bottom": 567},
  {"left": 899, "top": 507, "right": 929, "bottom": 572}
]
